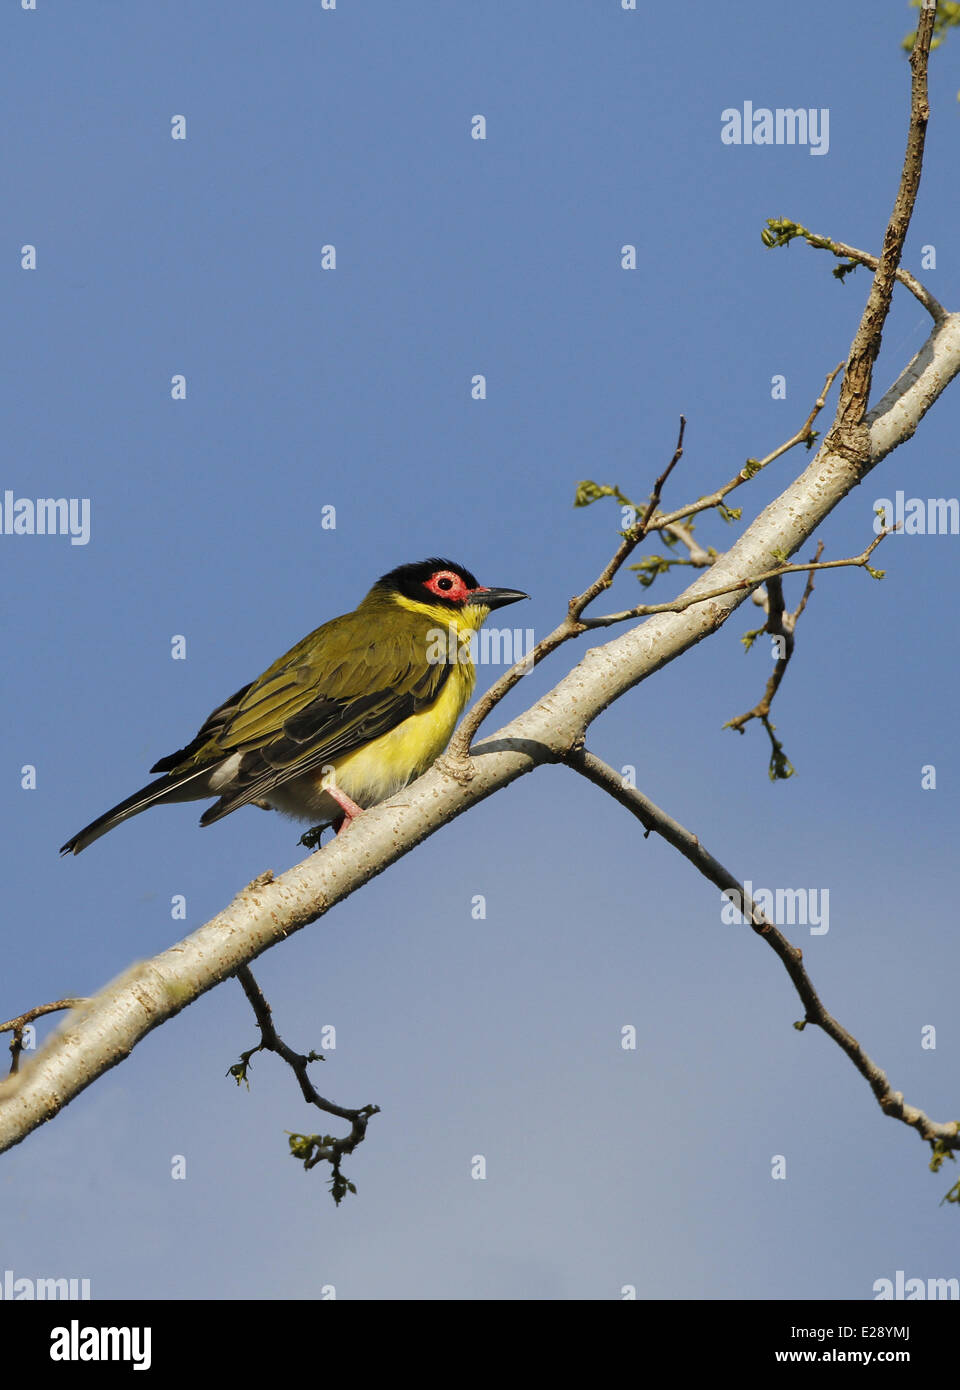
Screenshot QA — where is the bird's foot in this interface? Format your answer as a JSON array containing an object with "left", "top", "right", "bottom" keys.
[
  {"left": 298, "top": 824, "right": 328, "bottom": 851},
  {"left": 298, "top": 790, "right": 365, "bottom": 851}
]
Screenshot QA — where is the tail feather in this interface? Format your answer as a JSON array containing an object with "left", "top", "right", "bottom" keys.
[{"left": 60, "top": 765, "right": 212, "bottom": 856}]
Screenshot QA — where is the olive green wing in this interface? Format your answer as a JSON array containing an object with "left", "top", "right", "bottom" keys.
[{"left": 176, "top": 611, "right": 452, "bottom": 824}]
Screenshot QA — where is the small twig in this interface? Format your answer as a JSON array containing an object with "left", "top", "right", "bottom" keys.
[
  {"left": 649, "top": 362, "right": 844, "bottom": 533},
  {"left": 659, "top": 521, "right": 714, "bottom": 567},
  {"left": 570, "top": 416, "right": 688, "bottom": 623},
  {"left": 761, "top": 221, "right": 945, "bottom": 324},
  {"left": 579, "top": 529, "right": 892, "bottom": 630},
  {"left": 725, "top": 541, "right": 826, "bottom": 766},
  {"left": 564, "top": 748, "right": 960, "bottom": 1154},
  {"left": 231, "top": 965, "right": 379, "bottom": 1204},
  {"left": 622, "top": 366, "right": 841, "bottom": 592},
  {"left": 1, "top": 1000, "right": 84, "bottom": 1076},
  {"left": 791, "top": 548, "right": 821, "bottom": 623}
]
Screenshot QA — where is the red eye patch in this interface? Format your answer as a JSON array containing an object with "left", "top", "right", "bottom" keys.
[{"left": 423, "top": 569, "right": 477, "bottom": 602}]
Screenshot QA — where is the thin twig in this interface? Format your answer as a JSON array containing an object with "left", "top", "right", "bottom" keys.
[
  {"left": 822, "top": 238, "right": 943, "bottom": 323},
  {"left": 570, "top": 415, "right": 688, "bottom": 622},
  {"left": 1, "top": 1000, "right": 84, "bottom": 1076},
  {"left": 659, "top": 521, "right": 714, "bottom": 567},
  {"left": 232, "top": 964, "right": 379, "bottom": 1203},
  {"left": 761, "top": 220, "right": 945, "bottom": 324},
  {"left": 649, "top": 362, "right": 844, "bottom": 533},
  {"left": 725, "top": 540, "right": 825, "bottom": 740},
  {"left": 579, "top": 530, "right": 891, "bottom": 630}
]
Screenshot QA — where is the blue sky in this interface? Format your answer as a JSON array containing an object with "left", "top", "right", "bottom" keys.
[{"left": 2, "top": 0, "right": 958, "bottom": 1300}]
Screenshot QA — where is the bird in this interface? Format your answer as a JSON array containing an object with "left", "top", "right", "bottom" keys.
[{"left": 60, "top": 558, "right": 528, "bottom": 855}]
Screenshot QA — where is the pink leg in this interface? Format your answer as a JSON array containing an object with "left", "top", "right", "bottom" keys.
[{"left": 327, "top": 785, "right": 364, "bottom": 830}]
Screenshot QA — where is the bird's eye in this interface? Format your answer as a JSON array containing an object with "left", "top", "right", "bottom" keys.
[{"left": 436, "top": 576, "right": 454, "bottom": 591}]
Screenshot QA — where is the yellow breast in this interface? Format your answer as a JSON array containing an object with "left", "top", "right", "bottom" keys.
[{"left": 319, "top": 657, "right": 476, "bottom": 807}]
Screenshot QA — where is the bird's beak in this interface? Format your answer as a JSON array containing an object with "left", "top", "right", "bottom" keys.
[{"left": 468, "top": 586, "right": 530, "bottom": 611}]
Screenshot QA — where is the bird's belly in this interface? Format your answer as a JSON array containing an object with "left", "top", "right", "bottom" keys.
[{"left": 266, "top": 663, "right": 474, "bottom": 823}]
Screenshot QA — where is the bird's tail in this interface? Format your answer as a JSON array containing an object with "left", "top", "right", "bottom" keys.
[{"left": 59, "top": 765, "right": 212, "bottom": 856}]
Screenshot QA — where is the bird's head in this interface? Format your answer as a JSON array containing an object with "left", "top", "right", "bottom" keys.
[{"left": 371, "top": 558, "right": 529, "bottom": 630}]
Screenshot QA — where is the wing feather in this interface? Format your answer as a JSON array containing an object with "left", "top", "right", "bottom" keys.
[
  {"left": 200, "top": 668, "right": 447, "bottom": 823},
  {"left": 159, "top": 609, "right": 453, "bottom": 821}
]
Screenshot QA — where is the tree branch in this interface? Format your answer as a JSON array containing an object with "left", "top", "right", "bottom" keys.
[
  {"left": 761, "top": 220, "right": 945, "bottom": 324},
  {"left": 1, "top": 1000, "right": 85, "bottom": 1076},
  {"left": 830, "top": 0, "right": 935, "bottom": 444},
  {"left": 723, "top": 542, "right": 825, "bottom": 781},
  {"left": 652, "top": 361, "right": 845, "bottom": 533},
  {"left": 230, "top": 965, "right": 379, "bottom": 1204},
  {"left": 564, "top": 748, "right": 960, "bottom": 1151},
  {"left": 579, "top": 530, "right": 891, "bottom": 630},
  {"left": 579, "top": 361, "right": 844, "bottom": 540}
]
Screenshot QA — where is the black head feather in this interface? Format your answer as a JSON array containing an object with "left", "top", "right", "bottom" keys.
[{"left": 375, "top": 558, "right": 481, "bottom": 609}]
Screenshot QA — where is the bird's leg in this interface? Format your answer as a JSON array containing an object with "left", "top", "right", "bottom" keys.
[
  {"left": 298, "top": 787, "right": 365, "bottom": 851},
  {"left": 327, "top": 786, "right": 364, "bottom": 829}
]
